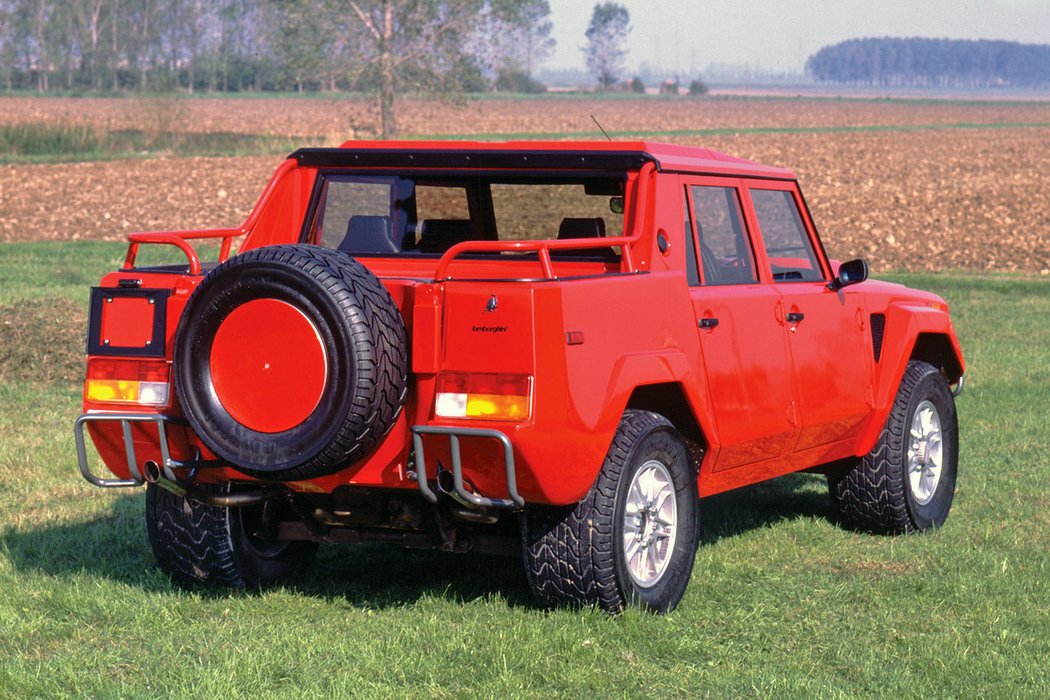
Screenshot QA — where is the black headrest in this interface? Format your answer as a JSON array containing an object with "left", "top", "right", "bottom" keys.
[
  {"left": 338, "top": 215, "right": 397, "bottom": 254},
  {"left": 557, "top": 217, "right": 606, "bottom": 240},
  {"left": 418, "top": 219, "right": 474, "bottom": 254}
]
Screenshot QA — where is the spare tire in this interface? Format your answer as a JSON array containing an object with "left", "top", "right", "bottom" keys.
[{"left": 173, "top": 244, "right": 407, "bottom": 481}]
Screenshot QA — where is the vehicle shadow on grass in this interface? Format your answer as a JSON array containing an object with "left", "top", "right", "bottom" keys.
[
  {"left": 696, "top": 472, "right": 839, "bottom": 545},
  {"left": 0, "top": 491, "right": 534, "bottom": 608},
  {"left": 0, "top": 491, "right": 163, "bottom": 590},
  {"left": 3, "top": 472, "right": 843, "bottom": 609}
]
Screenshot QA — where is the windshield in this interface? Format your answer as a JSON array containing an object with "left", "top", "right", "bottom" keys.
[{"left": 302, "top": 173, "right": 626, "bottom": 260}]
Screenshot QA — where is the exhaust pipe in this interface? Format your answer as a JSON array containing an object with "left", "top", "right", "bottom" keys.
[
  {"left": 143, "top": 460, "right": 163, "bottom": 484},
  {"left": 142, "top": 459, "right": 272, "bottom": 508},
  {"left": 437, "top": 468, "right": 485, "bottom": 510}
]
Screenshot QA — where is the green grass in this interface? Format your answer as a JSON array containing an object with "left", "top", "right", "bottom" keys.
[
  {"left": 0, "top": 123, "right": 323, "bottom": 164},
  {"left": 1, "top": 243, "right": 1047, "bottom": 697}
]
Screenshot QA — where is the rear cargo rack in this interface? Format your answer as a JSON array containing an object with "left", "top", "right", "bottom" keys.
[
  {"left": 411, "top": 426, "right": 524, "bottom": 509},
  {"left": 120, "top": 157, "right": 297, "bottom": 274}
]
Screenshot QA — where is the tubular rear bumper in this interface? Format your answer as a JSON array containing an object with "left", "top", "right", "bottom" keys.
[
  {"left": 411, "top": 425, "right": 524, "bottom": 509},
  {"left": 74, "top": 412, "right": 219, "bottom": 488},
  {"left": 75, "top": 413, "right": 527, "bottom": 510}
]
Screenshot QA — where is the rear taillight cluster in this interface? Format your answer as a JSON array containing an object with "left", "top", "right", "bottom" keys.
[
  {"left": 84, "top": 358, "right": 170, "bottom": 407},
  {"left": 435, "top": 372, "right": 532, "bottom": 421}
]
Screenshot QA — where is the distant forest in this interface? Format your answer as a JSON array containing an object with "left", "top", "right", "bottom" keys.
[
  {"left": 806, "top": 38, "right": 1050, "bottom": 88},
  {"left": 0, "top": 0, "right": 554, "bottom": 94}
]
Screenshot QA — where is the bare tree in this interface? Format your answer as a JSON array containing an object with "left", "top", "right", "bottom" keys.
[
  {"left": 477, "top": 0, "right": 553, "bottom": 89},
  {"left": 0, "top": 0, "right": 556, "bottom": 99},
  {"left": 345, "top": 0, "right": 485, "bottom": 138},
  {"left": 32, "top": 0, "right": 49, "bottom": 90},
  {"left": 584, "top": 1, "right": 629, "bottom": 90}
]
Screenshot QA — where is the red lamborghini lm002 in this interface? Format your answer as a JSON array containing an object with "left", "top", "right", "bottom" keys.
[{"left": 76, "top": 140, "right": 964, "bottom": 613}]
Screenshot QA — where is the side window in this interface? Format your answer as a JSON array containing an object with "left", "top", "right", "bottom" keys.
[
  {"left": 491, "top": 182, "right": 623, "bottom": 242},
  {"left": 689, "top": 185, "right": 758, "bottom": 285},
  {"left": 683, "top": 193, "right": 700, "bottom": 286},
  {"left": 315, "top": 179, "right": 393, "bottom": 252},
  {"left": 415, "top": 184, "right": 471, "bottom": 221},
  {"left": 750, "top": 189, "right": 823, "bottom": 282}
]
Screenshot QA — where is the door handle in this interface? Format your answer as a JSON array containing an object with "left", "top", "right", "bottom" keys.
[
  {"left": 786, "top": 312, "right": 805, "bottom": 323},
  {"left": 699, "top": 317, "right": 719, "bottom": 329}
]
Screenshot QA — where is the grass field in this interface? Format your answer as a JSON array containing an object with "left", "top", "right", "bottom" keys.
[
  {"left": 0, "top": 241, "right": 1047, "bottom": 697},
  {"left": 1, "top": 94, "right": 1048, "bottom": 696}
]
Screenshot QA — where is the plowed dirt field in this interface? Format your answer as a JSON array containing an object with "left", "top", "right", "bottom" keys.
[
  {"left": 2, "top": 95, "right": 1048, "bottom": 273},
  {"left": 3, "top": 94, "right": 1049, "bottom": 137}
]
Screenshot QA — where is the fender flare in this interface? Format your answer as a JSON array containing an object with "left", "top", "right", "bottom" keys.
[{"left": 856, "top": 303, "right": 965, "bottom": 454}]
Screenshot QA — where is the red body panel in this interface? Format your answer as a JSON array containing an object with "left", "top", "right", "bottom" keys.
[{"left": 81, "top": 140, "right": 964, "bottom": 506}]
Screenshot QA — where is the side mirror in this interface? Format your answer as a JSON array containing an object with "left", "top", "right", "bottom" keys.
[{"left": 828, "top": 258, "right": 868, "bottom": 291}]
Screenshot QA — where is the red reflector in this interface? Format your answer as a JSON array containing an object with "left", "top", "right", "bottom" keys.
[
  {"left": 86, "top": 358, "right": 169, "bottom": 383},
  {"left": 437, "top": 372, "right": 531, "bottom": 397},
  {"left": 566, "top": 331, "right": 585, "bottom": 345}
]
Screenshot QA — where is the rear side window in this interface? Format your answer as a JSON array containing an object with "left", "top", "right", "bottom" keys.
[
  {"left": 750, "top": 189, "right": 823, "bottom": 282},
  {"left": 689, "top": 185, "right": 758, "bottom": 285},
  {"left": 313, "top": 177, "right": 398, "bottom": 253},
  {"left": 491, "top": 183, "right": 622, "bottom": 241}
]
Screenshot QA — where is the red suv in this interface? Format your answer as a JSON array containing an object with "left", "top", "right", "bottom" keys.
[{"left": 75, "top": 141, "right": 964, "bottom": 613}]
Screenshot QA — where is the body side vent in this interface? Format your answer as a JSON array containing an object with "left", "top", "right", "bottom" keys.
[{"left": 870, "top": 313, "right": 887, "bottom": 363}]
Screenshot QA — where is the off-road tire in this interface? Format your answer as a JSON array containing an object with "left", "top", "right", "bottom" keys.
[
  {"left": 829, "top": 360, "right": 959, "bottom": 533},
  {"left": 522, "top": 410, "right": 698, "bottom": 613},
  {"left": 145, "top": 483, "right": 317, "bottom": 588},
  {"left": 174, "top": 244, "right": 407, "bottom": 481}
]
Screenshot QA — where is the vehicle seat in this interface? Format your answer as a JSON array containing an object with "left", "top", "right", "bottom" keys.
[
  {"left": 417, "top": 219, "right": 475, "bottom": 254},
  {"left": 337, "top": 215, "right": 398, "bottom": 254},
  {"left": 554, "top": 217, "right": 617, "bottom": 260}
]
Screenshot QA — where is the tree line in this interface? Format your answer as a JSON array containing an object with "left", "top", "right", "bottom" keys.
[
  {"left": 806, "top": 37, "right": 1050, "bottom": 88},
  {"left": 0, "top": 0, "right": 554, "bottom": 97}
]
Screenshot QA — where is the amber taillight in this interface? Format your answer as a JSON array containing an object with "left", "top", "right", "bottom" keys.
[
  {"left": 84, "top": 358, "right": 170, "bottom": 407},
  {"left": 434, "top": 372, "right": 532, "bottom": 421}
]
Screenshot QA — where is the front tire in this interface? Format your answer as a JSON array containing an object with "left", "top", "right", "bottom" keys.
[
  {"left": 523, "top": 410, "right": 699, "bottom": 613},
  {"left": 146, "top": 483, "right": 317, "bottom": 588},
  {"left": 829, "top": 360, "right": 959, "bottom": 533}
]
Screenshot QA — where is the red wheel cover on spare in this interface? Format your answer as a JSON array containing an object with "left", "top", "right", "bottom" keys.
[
  {"left": 209, "top": 298, "right": 328, "bottom": 434},
  {"left": 173, "top": 244, "right": 407, "bottom": 481}
]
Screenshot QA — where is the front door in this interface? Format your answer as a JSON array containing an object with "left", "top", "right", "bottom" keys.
[{"left": 744, "top": 185, "right": 874, "bottom": 456}]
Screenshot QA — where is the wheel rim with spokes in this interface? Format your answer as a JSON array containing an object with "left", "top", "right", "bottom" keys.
[
  {"left": 907, "top": 399, "right": 944, "bottom": 505},
  {"left": 623, "top": 459, "right": 678, "bottom": 588}
]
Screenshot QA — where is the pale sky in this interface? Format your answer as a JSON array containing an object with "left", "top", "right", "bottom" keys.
[{"left": 548, "top": 0, "right": 1050, "bottom": 74}]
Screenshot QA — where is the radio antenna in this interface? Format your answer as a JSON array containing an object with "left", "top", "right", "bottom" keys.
[{"left": 590, "top": 114, "right": 613, "bottom": 141}]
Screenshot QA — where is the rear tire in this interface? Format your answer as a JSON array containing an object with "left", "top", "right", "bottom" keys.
[
  {"left": 522, "top": 410, "right": 698, "bottom": 613},
  {"left": 146, "top": 483, "right": 316, "bottom": 588},
  {"left": 829, "top": 360, "right": 959, "bottom": 533}
]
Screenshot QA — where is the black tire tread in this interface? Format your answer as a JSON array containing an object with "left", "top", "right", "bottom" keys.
[
  {"left": 829, "top": 360, "right": 953, "bottom": 533},
  {"left": 145, "top": 483, "right": 314, "bottom": 588},
  {"left": 523, "top": 410, "right": 683, "bottom": 613},
  {"left": 146, "top": 483, "right": 247, "bottom": 587}
]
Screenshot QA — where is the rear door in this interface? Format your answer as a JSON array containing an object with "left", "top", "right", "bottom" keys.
[
  {"left": 683, "top": 177, "right": 798, "bottom": 471},
  {"left": 743, "top": 183, "right": 874, "bottom": 455}
]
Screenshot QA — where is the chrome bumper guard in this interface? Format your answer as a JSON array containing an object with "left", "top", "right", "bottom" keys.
[
  {"left": 411, "top": 426, "right": 524, "bottom": 509},
  {"left": 75, "top": 412, "right": 220, "bottom": 488}
]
